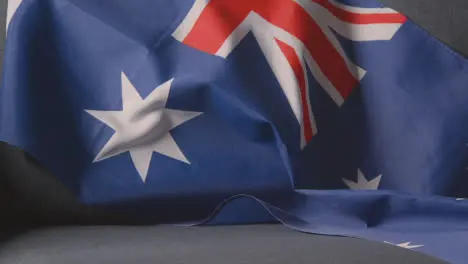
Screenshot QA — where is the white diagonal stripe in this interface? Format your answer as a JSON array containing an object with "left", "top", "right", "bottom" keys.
[{"left": 6, "top": 0, "right": 22, "bottom": 31}]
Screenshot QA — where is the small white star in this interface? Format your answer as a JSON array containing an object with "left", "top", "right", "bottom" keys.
[
  {"left": 86, "top": 72, "right": 202, "bottom": 182},
  {"left": 456, "top": 198, "right": 466, "bottom": 201},
  {"left": 384, "top": 241, "right": 424, "bottom": 249},
  {"left": 342, "top": 169, "right": 381, "bottom": 190}
]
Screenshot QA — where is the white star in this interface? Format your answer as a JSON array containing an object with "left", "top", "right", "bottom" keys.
[
  {"left": 85, "top": 72, "right": 202, "bottom": 182},
  {"left": 342, "top": 169, "right": 381, "bottom": 190},
  {"left": 384, "top": 241, "right": 424, "bottom": 249},
  {"left": 456, "top": 198, "right": 466, "bottom": 201}
]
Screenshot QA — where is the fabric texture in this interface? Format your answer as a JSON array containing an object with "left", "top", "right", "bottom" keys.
[
  {"left": 1, "top": 0, "right": 468, "bottom": 228},
  {"left": 0, "top": 1, "right": 467, "bottom": 264}
]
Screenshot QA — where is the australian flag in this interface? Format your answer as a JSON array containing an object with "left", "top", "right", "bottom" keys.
[{"left": 1, "top": 0, "right": 468, "bottom": 263}]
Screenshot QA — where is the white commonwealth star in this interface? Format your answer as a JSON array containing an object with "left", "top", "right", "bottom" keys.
[
  {"left": 384, "top": 241, "right": 424, "bottom": 249},
  {"left": 342, "top": 169, "right": 382, "bottom": 190},
  {"left": 85, "top": 72, "right": 202, "bottom": 182}
]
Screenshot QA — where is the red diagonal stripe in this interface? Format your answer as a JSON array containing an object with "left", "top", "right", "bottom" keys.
[
  {"left": 313, "top": 0, "right": 407, "bottom": 24},
  {"left": 183, "top": 1, "right": 251, "bottom": 54},
  {"left": 183, "top": 0, "right": 358, "bottom": 99},
  {"left": 254, "top": 0, "right": 358, "bottom": 99},
  {"left": 275, "top": 38, "right": 314, "bottom": 142}
]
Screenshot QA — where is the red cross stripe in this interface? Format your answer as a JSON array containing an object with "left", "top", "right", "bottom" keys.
[{"left": 173, "top": 0, "right": 407, "bottom": 147}]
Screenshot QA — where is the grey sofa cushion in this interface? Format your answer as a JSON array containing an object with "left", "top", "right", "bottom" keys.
[
  {"left": 0, "top": 225, "right": 447, "bottom": 264},
  {"left": 379, "top": 0, "right": 468, "bottom": 57}
]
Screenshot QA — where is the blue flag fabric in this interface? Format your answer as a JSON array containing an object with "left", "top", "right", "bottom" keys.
[{"left": 2, "top": 0, "right": 468, "bottom": 262}]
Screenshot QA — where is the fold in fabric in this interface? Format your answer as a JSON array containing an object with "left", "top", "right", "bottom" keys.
[{"left": 1, "top": 0, "right": 468, "bottom": 263}]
